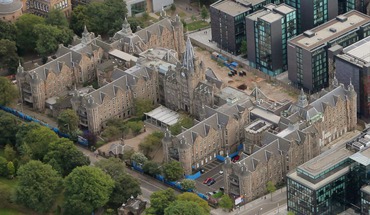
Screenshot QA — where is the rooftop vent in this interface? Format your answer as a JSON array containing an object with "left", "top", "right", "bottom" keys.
[
  {"left": 329, "top": 28, "right": 337, "bottom": 33},
  {"left": 336, "top": 15, "right": 348, "bottom": 22},
  {"left": 303, "top": 30, "right": 315, "bottom": 38}
]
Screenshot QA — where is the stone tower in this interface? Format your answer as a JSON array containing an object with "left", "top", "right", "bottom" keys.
[
  {"left": 81, "top": 25, "right": 92, "bottom": 44},
  {"left": 85, "top": 95, "right": 100, "bottom": 133},
  {"left": 297, "top": 88, "right": 308, "bottom": 108},
  {"left": 162, "top": 128, "right": 172, "bottom": 163},
  {"left": 347, "top": 81, "right": 357, "bottom": 131},
  {"left": 29, "top": 71, "right": 45, "bottom": 111},
  {"left": 178, "top": 136, "right": 192, "bottom": 175},
  {"left": 173, "top": 14, "right": 185, "bottom": 55}
]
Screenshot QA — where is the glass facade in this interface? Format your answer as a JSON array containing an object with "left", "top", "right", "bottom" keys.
[
  {"left": 131, "top": 1, "right": 146, "bottom": 16},
  {"left": 313, "top": 0, "right": 328, "bottom": 26}
]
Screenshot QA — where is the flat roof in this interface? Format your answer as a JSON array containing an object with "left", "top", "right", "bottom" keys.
[
  {"left": 341, "top": 36, "right": 370, "bottom": 64},
  {"left": 361, "top": 185, "right": 370, "bottom": 195},
  {"left": 298, "top": 146, "right": 353, "bottom": 176},
  {"left": 289, "top": 11, "right": 370, "bottom": 51},
  {"left": 259, "top": 12, "right": 282, "bottom": 23},
  {"left": 273, "top": 4, "right": 295, "bottom": 15},
  {"left": 109, "top": 49, "right": 138, "bottom": 62},
  {"left": 250, "top": 107, "right": 281, "bottom": 124},
  {"left": 218, "top": 86, "right": 251, "bottom": 103},
  {"left": 245, "top": 119, "right": 271, "bottom": 133},
  {"left": 145, "top": 105, "right": 180, "bottom": 126},
  {"left": 288, "top": 166, "right": 350, "bottom": 190},
  {"left": 350, "top": 147, "right": 370, "bottom": 166},
  {"left": 212, "top": 0, "right": 250, "bottom": 16}
]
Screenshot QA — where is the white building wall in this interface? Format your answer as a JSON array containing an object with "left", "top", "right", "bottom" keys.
[{"left": 152, "top": 0, "right": 173, "bottom": 12}]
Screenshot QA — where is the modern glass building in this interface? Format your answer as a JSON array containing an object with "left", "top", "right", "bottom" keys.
[
  {"left": 288, "top": 10, "right": 370, "bottom": 92},
  {"left": 210, "top": 0, "right": 281, "bottom": 55},
  {"left": 285, "top": 0, "right": 338, "bottom": 34},
  {"left": 287, "top": 129, "right": 370, "bottom": 215},
  {"left": 338, "top": 0, "right": 370, "bottom": 15},
  {"left": 246, "top": 4, "right": 296, "bottom": 76}
]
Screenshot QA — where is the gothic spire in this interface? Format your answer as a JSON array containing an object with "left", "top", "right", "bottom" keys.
[
  {"left": 182, "top": 37, "right": 195, "bottom": 71},
  {"left": 121, "top": 17, "right": 132, "bottom": 35},
  {"left": 297, "top": 88, "right": 308, "bottom": 108},
  {"left": 81, "top": 25, "right": 91, "bottom": 44},
  {"left": 17, "top": 61, "right": 24, "bottom": 74}
]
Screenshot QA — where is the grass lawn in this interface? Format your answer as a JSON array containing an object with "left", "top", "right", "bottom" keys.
[
  {"left": 187, "top": 20, "right": 210, "bottom": 31},
  {"left": 0, "top": 208, "right": 22, "bottom": 215}
]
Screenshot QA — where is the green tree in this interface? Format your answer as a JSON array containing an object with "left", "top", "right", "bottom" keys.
[
  {"left": 18, "top": 126, "right": 59, "bottom": 161},
  {"left": 4, "top": 144, "right": 16, "bottom": 161},
  {"left": 201, "top": 5, "right": 209, "bottom": 20},
  {"left": 0, "top": 20, "right": 17, "bottom": 41},
  {"left": 102, "top": 126, "right": 121, "bottom": 141},
  {"left": 0, "top": 39, "right": 20, "bottom": 72},
  {"left": 0, "top": 77, "right": 18, "bottom": 106},
  {"left": 177, "top": 192, "right": 210, "bottom": 214},
  {"left": 7, "top": 161, "right": 15, "bottom": 178},
  {"left": 134, "top": 99, "right": 154, "bottom": 119},
  {"left": 142, "top": 161, "right": 161, "bottom": 176},
  {"left": 95, "top": 158, "right": 141, "bottom": 207},
  {"left": 165, "top": 201, "right": 207, "bottom": 215},
  {"left": 15, "top": 14, "right": 45, "bottom": 52},
  {"left": 95, "top": 157, "right": 125, "bottom": 180},
  {"left": 123, "top": 148, "right": 135, "bottom": 162},
  {"left": 142, "top": 12, "right": 149, "bottom": 20},
  {"left": 110, "top": 173, "right": 141, "bottom": 207},
  {"left": 146, "top": 188, "right": 176, "bottom": 215},
  {"left": 57, "top": 109, "right": 79, "bottom": 136},
  {"left": 162, "top": 161, "right": 184, "bottom": 181},
  {"left": 127, "top": 17, "right": 144, "bottom": 33},
  {"left": 169, "top": 115, "right": 193, "bottom": 135},
  {"left": 34, "top": 24, "right": 73, "bottom": 56},
  {"left": 69, "top": 5, "right": 88, "bottom": 36},
  {"left": 107, "top": 118, "right": 129, "bottom": 135},
  {"left": 64, "top": 166, "right": 115, "bottom": 215},
  {"left": 45, "top": 9, "right": 69, "bottom": 28},
  {"left": 131, "top": 152, "right": 148, "bottom": 165},
  {"left": 0, "top": 156, "right": 8, "bottom": 177},
  {"left": 219, "top": 195, "right": 233, "bottom": 211},
  {"left": 127, "top": 121, "right": 144, "bottom": 135},
  {"left": 240, "top": 39, "right": 247, "bottom": 56},
  {"left": 43, "top": 138, "right": 90, "bottom": 176},
  {"left": 287, "top": 211, "right": 295, "bottom": 215},
  {"left": 15, "top": 122, "right": 40, "bottom": 150},
  {"left": 0, "top": 111, "right": 19, "bottom": 146},
  {"left": 139, "top": 131, "right": 163, "bottom": 157},
  {"left": 266, "top": 181, "right": 276, "bottom": 201},
  {"left": 180, "top": 179, "right": 196, "bottom": 191},
  {"left": 16, "top": 161, "right": 62, "bottom": 213}
]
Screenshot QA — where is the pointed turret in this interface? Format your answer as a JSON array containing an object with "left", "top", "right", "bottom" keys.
[
  {"left": 332, "top": 75, "right": 339, "bottom": 88},
  {"left": 348, "top": 78, "right": 355, "bottom": 94},
  {"left": 297, "top": 88, "right": 308, "bottom": 108},
  {"left": 199, "top": 103, "right": 206, "bottom": 120},
  {"left": 121, "top": 17, "right": 132, "bottom": 35},
  {"left": 17, "top": 61, "right": 24, "bottom": 74},
  {"left": 182, "top": 37, "right": 195, "bottom": 71},
  {"left": 81, "top": 25, "right": 91, "bottom": 44}
]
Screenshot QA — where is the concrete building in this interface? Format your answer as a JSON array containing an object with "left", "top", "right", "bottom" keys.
[
  {"left": 26, "top": 0, "right": 71, "bottom": 17},
  {"left": 335, "top": 36, "right": 370, "bottom": 119},
  {"left": 210, "top": 0, "right": 281, "bottom": 55},
  {"left": 285, "top": 0, "right": 338, "bottom": 34},
  {"left": 0, "top": 0, "right": 23, "bottom": 22},
  {"left": 288, "top": 10, "right": 370, "bottom": 92},
  {"left": 246, "top": 3, "right": 296, "bottom": 76},
  {"left": 338, "top": 0, "right": 370, "bottom": 15},
  {"left": 223, "top": 83, "right": 357, "bottom": 203},
  {"left": 287, "top": 128, "right": 370, "bottom": 215}
]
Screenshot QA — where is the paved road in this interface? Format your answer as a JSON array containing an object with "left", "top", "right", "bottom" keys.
[{"left": 195, "top": 160, "right": 224, "bottom": 194}]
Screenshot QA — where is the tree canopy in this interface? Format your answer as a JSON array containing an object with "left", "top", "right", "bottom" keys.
[
  {"left": 139, "top": 131, "right": 163, "bottom": 157},
  {"left": 219, "top": 195, "right": 233, "bottom": 210},
  {"left": 176, "top": 192, "right": 210, "bottom": 214},
  {"left": 266, "top": 181, "right": 276, "bottom": 200},
  {"left": 0, "top": 20, "right": 17, "bottom": 41},
  {"left": 146, "top": 188, "right": 176, "bottom": 215},
  {"left": 201, "top": 5, "right": 209, "bottom": 20},
  {"left": 0, "top": 156, "right": 8, "bottom": 177},
  {"left": 57, "top": 109, "right": 80, "bottom": 136},
  {"left": 180, "top": 179, "right": 196, "bottom": 191},
  {"left": 134, "top": 99, "right": 154, "bottom": 119},
  {"left": 169, "top": 115, "right": 193, "bottom": 135},
  {"left": 142, "top": 160, "right": 161, "bottom": 176},
  {"left": 15, "top": 14, "right": 45, "bottom": 53},
  {"left": 162, "top": 161, "right": 184, "bottom": 182},
  {"left": 45, "top": 9, "right": 69, "bottom": 28},
  {"left": 0, "top": 77, "right": 18, "bottom": 106},
  {"left": 4, "top": 144, "right": 16, "bottom": 162},
  {"left": 95, "top": 157, "right": 126, "bottom": 181},
  {"left": 0, "top": 39, "right": 20, "bottom": 72},
  {"left": 164, "top": 201, "right": 207, "bottom": 215},
  {"left": 64, "top": 166, "right": 115, "bottom": 215},
  {"left": 16, "top": 161, "right": 62, "bottom": 213},
  {"left": 131, "top": 152, "right": 148, "bottom": 165},
  {"left": 0, "top": 111, "right": 19, "bottom": 146},
  {"left": 43, "top": 138, "right": 90, "bottom": 176}
]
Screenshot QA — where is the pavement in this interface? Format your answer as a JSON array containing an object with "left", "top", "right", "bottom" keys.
[{"left": 211, "top": 187, "right": 287, "bottom": 215}]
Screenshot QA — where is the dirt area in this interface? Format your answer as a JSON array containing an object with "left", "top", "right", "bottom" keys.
[{"left": 194, "top": 47, "right": 297, "bottom": 102}]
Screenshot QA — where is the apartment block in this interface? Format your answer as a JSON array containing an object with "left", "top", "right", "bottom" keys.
[
  {"left": 210, "top": 0, "right": 281, "bottom": 55},
  {"left": 288, "top": 10, "right": 370, "bottom": 92},
  {"left": 246, "top": 3, "right": 296, "bottom": 76}
]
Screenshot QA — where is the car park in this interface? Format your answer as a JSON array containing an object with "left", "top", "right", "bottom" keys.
[
  {"left": 219, "top": 170, "right": 224, "bottom": 174},
  {"left": 232, "top": 155, "right": 240, "bottom": 162},
  {"left": 203, "top": 177, "right": 212, "bottom": 184},
  {"left": 207, "top": 178, "right": 216, "bottom": 186}
]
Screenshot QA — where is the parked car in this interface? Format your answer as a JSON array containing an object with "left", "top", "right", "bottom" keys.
[
  {"left": 207, "top": 178, "right": 216, "bottom": 186},
  {"left": 219, "top": 170, "right": 224, "bottom": 175},
  {"left": 200, "top": 168, "right": 205, "bottom": 174},
  {"left": 232, "top": 155, "right": 240, "bottom": 162},
  {"left": 203, "top": 177, "right": 212, "bottom": 184},
  {"left": 207, "top": 192, "right": 214, "bottom": 196}
]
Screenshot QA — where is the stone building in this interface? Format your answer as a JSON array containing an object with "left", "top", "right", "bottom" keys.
[
  {"left": 26, "top": 0, "right": 71, "bottom": 17},
  {"left": 112, "top": 15, "right": 184, "bottom": 57},
  {"left": 222, "top": 83, "right": 357, "bottom": 202},
  {"left": 0, "top": 0, "right": 23, "bottom": 22},
  {"left": 16, "top": 26, "right": 109, "bottom": 112}
]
